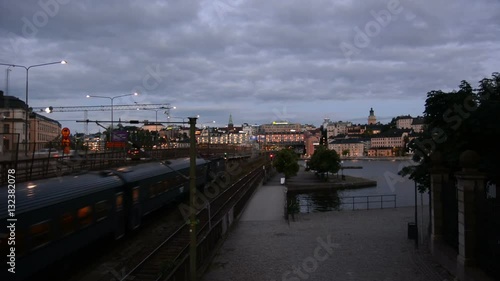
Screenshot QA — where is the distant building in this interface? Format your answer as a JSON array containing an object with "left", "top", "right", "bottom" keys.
[
  {"left": 259, "top": 121, "right": 303, "bottom": 151},
  {"left": 395, "top": 115, "right": 413, "bottom": 129},
  {"left": 370, "top": 129, "right": 410, "bottom": 149},
  {"left": 411, "top": 116, "right": 425, "bottom": 133},
  {"left": 368, "top": 108, "right": 377, "bottom": 125},
  {"left": 1, "top": 90, "right": 61, "bottom": 153},
  {"left": 323, "top": 119, "right": 352, "bottom": 138},
  {"left": 395, "top": 115, "right": 425, "bottom": 133},
  {"left": 304, "top": 129, "right": 321, "bottom": 157},
  {"left": 29, "top": 112, "right": 62, "bottom": 151},
  {"left": 1, "top": 91, "right": 27, "bottom": 152},
  {"left": 328, "top": 138, "right": 365, "bottom": 157}
]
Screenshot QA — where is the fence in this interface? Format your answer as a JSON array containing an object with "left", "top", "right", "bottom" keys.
[{"left": 290, "top": 194, "right": 397, "bottom": 214}]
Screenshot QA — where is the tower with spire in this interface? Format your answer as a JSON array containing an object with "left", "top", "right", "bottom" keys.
[
  {"left": 368, "top": 108, "right": 376, "bottom": 125},
  {"left": 228, "top": 113, "right": 234, "bottom": 132}
]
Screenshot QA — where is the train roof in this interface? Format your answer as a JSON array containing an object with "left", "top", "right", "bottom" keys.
[
  {"left": 112, "top": 158, "right": 208, "bottom": 182},
  {"left": 0, "top": 172, "right": 123, "bottom": 218},
  {"left": 0, "top": 158, "right": 209, "bottom": 218}
]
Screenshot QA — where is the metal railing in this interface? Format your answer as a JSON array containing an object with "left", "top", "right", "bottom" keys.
[
  {"left": 341, "top": 194, "right": 397, "bottom": 210},
  {"left": 293, "top": 194, "right": 397, "bottom": 213}
]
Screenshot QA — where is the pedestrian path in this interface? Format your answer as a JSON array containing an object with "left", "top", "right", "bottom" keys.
[
  {"left": 239, "top": 179, "right": 286, "bottom": 221},
  {"left": 201, "top": 176, "right": 454, "bottom": 281}
]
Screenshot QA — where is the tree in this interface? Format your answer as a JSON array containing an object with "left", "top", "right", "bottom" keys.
[
  {"left": 273, "top": 148, "right": 300, "bottom": 179},
  {"left": 308, "top": 146, "right": 341, "bottom": 180},
  {"left": 400, "top": 73, "right": 500, "bottom": 191},
  {"left": 342, "top": 149, "right": 350, "bottom": 157}
]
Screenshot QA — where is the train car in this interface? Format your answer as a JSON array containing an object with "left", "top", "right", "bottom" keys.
[
  {"left": 0, "top": 172, "right": 124, "bottom": 281},
  {"left": 0, "top": 158, "right": 211, "bottom": 280},
  {"left": 112, "top": 158, "right": 209, "bottom": 230}
]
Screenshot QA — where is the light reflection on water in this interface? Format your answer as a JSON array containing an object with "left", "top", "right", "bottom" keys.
[{"left": 288, "top": 159, "right": 429, "bottom": 213}]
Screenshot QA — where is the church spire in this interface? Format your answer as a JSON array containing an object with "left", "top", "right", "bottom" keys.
[{"left": 228, "top": 113, "right": 234, "bottom": 132}]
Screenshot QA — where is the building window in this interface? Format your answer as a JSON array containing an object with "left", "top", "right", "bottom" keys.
[{"left": 3, "top": 124, "right": 9, "bottom": 133}]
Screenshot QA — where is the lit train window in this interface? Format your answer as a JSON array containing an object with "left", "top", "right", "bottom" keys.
[
  {"left": 30, "top": 220, "right": 51, "bottom": 249},
  {"left": 78, "top": 206, "right": 93, "bottom": 228},
  {"left": 60, "top": 213, "right": 74, "bottom": 236},
  {"left": 132, "top": 187, "right": 140, "bottom": 203},
  {"left": 95, "top": 200, "right": 110, "bottom": 221},
  {"left": 116, "top": 193, "right": 123, "bottom": 211}
]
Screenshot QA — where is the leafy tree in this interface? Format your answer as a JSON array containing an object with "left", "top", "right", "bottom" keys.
[
  {"left": 400, "top": 73, "right": 500, "bottom": 191},
  {"left": 308, "top": 145, "right": 341, "bottom": 180},
  {"left": 273, "top": 148, "right": 300, "bottom": 179},
  {"left": 342, "top": 149, "right": 350, "bottom": 157}
]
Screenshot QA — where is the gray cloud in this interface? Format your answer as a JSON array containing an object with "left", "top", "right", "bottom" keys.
[{"left": 0, "top": 0, "right": 498, "bottom": 133}]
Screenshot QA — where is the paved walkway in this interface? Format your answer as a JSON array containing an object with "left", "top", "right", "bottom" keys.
[{"left": 201, "top": 176, "right": 454, "bottom": 281}]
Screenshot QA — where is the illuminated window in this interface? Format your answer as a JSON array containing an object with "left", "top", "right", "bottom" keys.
[
  {"left": 78, "top": 206, "right": 93, "bottom": 227},
  {"left": 60, "top": 213, "right": 74, "bottom": 236},
  {"left": 30, "top": 221, "right": 51, "bottom": 249},
  {"left": 116, "top": 193, "right": 123, "bottom": 211},
  {"left": 95, "top": 200, "right": 110, "bottom": 222},
  {"left": 133, "top": 187, "right": 140, "bottom": 203}
]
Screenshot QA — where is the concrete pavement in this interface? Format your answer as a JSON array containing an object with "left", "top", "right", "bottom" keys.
[{"left": 201, "top": 175, "right": 454, "bottom": 281}]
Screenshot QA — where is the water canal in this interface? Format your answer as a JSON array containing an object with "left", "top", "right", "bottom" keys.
[{"left": 288, "top": 159, "right": 430, "bottom": 213}]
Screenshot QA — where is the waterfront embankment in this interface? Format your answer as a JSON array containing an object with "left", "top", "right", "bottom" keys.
[{"left": 285, "top": 166, "right": 377, "bottom": 192}]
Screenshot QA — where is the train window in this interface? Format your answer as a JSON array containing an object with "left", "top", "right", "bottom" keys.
[
  {"left": 77, "top": 206, "right": 93, "bottom": 228},
  {"left": 116, "top": 193, "right": 123, "bottom": 211},
  {"left": 95, "top": 200, "right": 110, "bottom": 222},
  {"left": 60, "top": 213, "right": 74, "bottom": 236},
  {"left": 132, "top": 187, "right": 140, "bottom": 204},
  {"left": 30, "top": 220, "right": 51, "bottom": 249}
]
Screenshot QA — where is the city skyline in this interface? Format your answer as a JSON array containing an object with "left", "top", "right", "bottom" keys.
[{"left": 1, "top": 0, "right": 499, "bottom": 133}]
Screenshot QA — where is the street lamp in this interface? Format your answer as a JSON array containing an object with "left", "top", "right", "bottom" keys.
[
  {"left": 138, "top": 107, "right": 169, "bottom": 144},
  {"left": 0, "top": 60, "right": 67, "bottom": 155},
  {"left": 86, "top": 92, "right": 138, "bottom": 141}
]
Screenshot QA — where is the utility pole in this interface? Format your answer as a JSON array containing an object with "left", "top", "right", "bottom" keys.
[{"left": 189, "top": 116, "right": 198, "bottom": 281}]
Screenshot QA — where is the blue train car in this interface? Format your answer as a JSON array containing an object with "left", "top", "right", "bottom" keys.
[
  {"left": 0, "top": 172, "right": 124, "bottom": 281},
  {"left": 0, "top": 158, "right": 212, "bottom": 280},
  {"left": 112, "top": 158, "right": 208, "bottom": 230}
]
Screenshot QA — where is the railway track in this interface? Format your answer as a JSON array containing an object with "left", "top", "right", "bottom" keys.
[{"left": 121, "top": 164, "right": 265, "bottom": 281}]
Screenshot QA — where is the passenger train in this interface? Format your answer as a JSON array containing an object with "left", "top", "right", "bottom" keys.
[{"left": 0, "top": 157, "right": 222, "bottom": 280}]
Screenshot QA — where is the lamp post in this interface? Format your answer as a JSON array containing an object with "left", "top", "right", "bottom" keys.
[
  {"left": 1, "top": 60, "right": 67, "bottom": 155},
  {"left": 188, "top": 116, "right": 197, "bottom": 281},
  {"left": 5, "top": 66, "right": 12, "bottom": 95},
  {"left": 86, "top": 92, "right": 138, "bottom": 141}
]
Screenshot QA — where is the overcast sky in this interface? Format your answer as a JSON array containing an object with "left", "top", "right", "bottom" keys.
[{"left": 1, "top": 0, "right": 499, "bottom": 134}]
